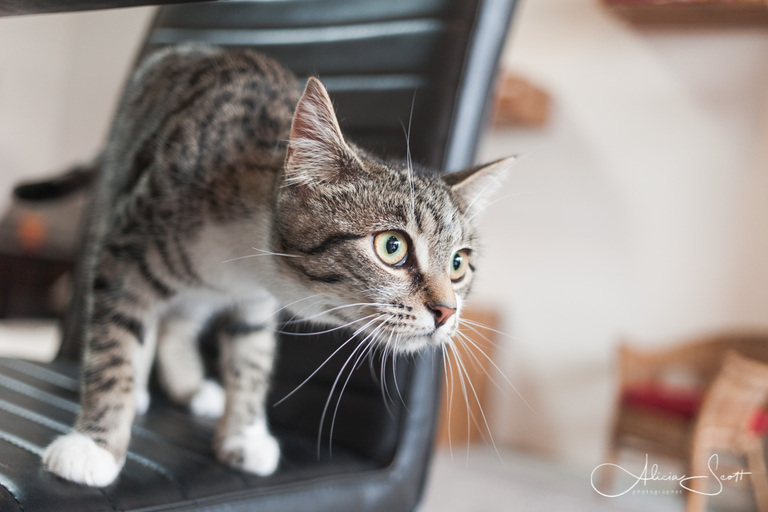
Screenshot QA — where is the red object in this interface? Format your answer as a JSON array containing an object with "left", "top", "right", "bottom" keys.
[
  {"left": 623, "top": 384, "right": 768, "bottom": 437},
  {"left": 622, "top": 384, "right": 703, "bottom": 420},
  {"left": 748, "top": 409, "right": 768, "bottom": 437}
]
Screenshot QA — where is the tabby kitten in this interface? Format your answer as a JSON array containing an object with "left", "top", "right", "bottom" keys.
[{"left": 42, "top": 44, "right": 513, "bottom": 487}]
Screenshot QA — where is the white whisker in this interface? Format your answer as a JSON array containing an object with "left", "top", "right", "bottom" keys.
[
  {"left": 319, "top": 314, "right": 393, "bottom": 455},
  {"left": 455, "top": 328, "right": 536, "bottom": 414},
  {"left": 281, "top": 301, "right": 391, "bottom": 325},
  {"left": 441, "top": 343, "right": 455, "bottom": 462},
  {"left": 275, "top": 313, "right": 379, "bottom": 337},
  {"left": 448, "top": 341, "right": 503, "bottom": 464},
  {"left": 273, "top": 314, "right": 386, "bottom": 407},
  {"left": 222, "top": 247, "right": 301, "bottom": 263}
]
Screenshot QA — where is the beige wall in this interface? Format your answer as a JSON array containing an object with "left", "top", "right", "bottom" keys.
[
  {"left": 476, "top": 0, "right": 768, "bottom": 465},
  {"left": 2, "top": 0, "right": 768, "bottom": 469},
  {"left": 0, "top": 7, "right": 154, "bottom": 211}
]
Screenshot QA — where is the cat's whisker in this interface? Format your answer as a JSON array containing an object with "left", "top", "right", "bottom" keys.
[
  {"left": 453, "top": 331, "right": 506, "bottom": 394},
  {"left": 391, "top": 334, "right": 407, "bottom": 407},
  {"left": 376, "top": 330, "right": 397, "bottom": 416},
  {"left": 280, "top": 301, "right": 392, "bottom": 325},
  {"left": 453, "top": 329, "right": 536, "bottom": 414},
  {"left": 328, "top": 320, "right": 388, "bottom": 451},
  {"left": 275, "top": 313, "right": 379, "bottom": 337},
  {"left": 447, "top": 341, "right": 503, "bottom": 462},
  {"left": 319, "top": 314, "right": 392, "bottom": 456},
  {"left": 451, "top": 341, "right": 506, "bottom": 464},
  {"left": 273, "top": 314, "right": 387, "bottom": 408},
  {"left": 265, "top": 294, "right": 324, "bottom": 321},
  {"left": 459, "top": 317, "right": 526, "bottom": 343},
  {"left": 441, "top": 343, "right": 455, "bottom": 463},
  {"left": 399, "top": 91, "right": 417, "bottom": 220},
  {"left": 251, "top": 247, "right": 302, "bottom": 258},
  {"left": 446, "top": 342, "right": 473, "bottom": 462},
  {"left": 221, "top": 248, "right": 301, "bottom": 264}
]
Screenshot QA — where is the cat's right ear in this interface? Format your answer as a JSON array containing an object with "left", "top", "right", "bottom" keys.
[
  {"left": 285, "top": 77, "right": 362, "bottom": 188},
  {"left": 443, "top": 156, "right": 516, "bottom": 218}
]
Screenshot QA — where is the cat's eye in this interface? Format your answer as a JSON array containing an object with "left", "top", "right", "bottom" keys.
[
  {"left": 450, "top": 250, "right": 470, "bottom": 281},
  {"left": 373, "top": 231, "right": 408, "bottom": 266}
]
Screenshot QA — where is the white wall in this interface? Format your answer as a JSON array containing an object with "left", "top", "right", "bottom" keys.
[
  {"left": 2, "top": 0, "right": 768, "bottom": 470},
  {"left": 0, "top": 7, "right": 154, "bottom": 211}
]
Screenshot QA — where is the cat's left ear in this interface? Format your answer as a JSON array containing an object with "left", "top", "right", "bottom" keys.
[
  {"left": 285, "top": 77, "right": 362, "bottom": 188},
  {"left": 443, "top": 156, "right": 516, "bottom": 218}
]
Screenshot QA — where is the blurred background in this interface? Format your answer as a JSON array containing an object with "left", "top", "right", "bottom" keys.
[{"left": 2, "top": 0, "right": 768, "bottom": 510}]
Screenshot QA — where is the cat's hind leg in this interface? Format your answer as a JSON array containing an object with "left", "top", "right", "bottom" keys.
[
  {"left": 134, "top": 319, "right": 158, "bottom": 415},
  {"left": 215, "top": 298, "right": 280, "bottom": 476},
  {"left": 156, "top": 309, "right": 225, "bottom": 419}
]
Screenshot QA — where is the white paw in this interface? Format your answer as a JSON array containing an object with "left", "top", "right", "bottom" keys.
[
  {"left": 218, "top": 419, "right": 280, "bottom": 476},
  {"left": 42, "top": 432, "right": 122, "bottom": 487},
  {"left": 135, "top": 388, "right": 150, "bottom": 415},
  {"left": 189, "top": 379, "right": 225, "bottom": 419}
]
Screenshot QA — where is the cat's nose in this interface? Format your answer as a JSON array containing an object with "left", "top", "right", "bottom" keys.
[{"left": 427, "top": 303, "right": 456, "bottom": 328}]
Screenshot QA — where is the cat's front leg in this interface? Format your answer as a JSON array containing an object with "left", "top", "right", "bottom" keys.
[
  {"left": 43, "top": 266, "right": 161, "bottom": 486},
  {"left": 215, "top": 300, "right": 280, "bottom": 476}
]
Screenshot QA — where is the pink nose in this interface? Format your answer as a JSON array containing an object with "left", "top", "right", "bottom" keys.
[{"left": 428, "top": 304, "right": 456, "bottom": 328}]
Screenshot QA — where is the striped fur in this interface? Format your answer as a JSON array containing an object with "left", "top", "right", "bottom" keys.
[{"left": 42, "top": 44, "right": 513, "bottom": 486}]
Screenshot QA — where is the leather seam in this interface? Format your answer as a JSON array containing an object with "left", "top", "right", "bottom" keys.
[
  {"left": 0, "top": 480, "right": 25, "bottom": 512},
  {"left": 0, "top": 398, "right": 185, "bottom": 501},
  {"left": 0, "top": 430, "right": 119, "bottom": 512}
]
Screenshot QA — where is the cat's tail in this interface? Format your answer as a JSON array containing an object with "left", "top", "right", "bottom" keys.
[{"left": 13, "top": 159, "right": 99, "bottom": 201}]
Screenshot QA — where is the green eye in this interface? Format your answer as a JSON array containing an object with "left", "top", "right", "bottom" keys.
[
  {"left": 374, "top": 231, "right": 408, "bottom": 266},
  {"left": 450, "top": 250, "right": 470, "bottom": 281}
]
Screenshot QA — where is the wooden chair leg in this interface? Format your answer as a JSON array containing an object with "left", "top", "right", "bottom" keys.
[
  {"left": 686, "top": 449, "right": 710, "bottom": 512},
  {"left": 747, "top": 445, "right": 768, "bottom": 512}
]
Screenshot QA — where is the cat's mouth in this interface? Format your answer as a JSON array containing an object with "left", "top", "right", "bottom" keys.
[
  {"left": 285, "top": 301, "right": 456, "bottom": 353},
  {"left": 369, "top": 318, "right": 458, "bottom": 354}
]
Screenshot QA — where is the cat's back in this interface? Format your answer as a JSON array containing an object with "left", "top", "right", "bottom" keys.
[{"left": 103, "top": 44, "right": 301, "bottom": 201}]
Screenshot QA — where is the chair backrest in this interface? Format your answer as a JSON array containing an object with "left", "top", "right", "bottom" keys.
[
  {"left": 57, "top": 2, "right": 517, "bottom": 510},
  {"left": 618, "top": 331, "right": 768, "bottom": 391},
  {"left": 694, "top": 351, "right": 768, "bottom": 438}
]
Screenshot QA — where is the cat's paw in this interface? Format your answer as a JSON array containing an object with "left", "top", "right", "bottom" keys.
[
  {"left": 135, "top": 387, "right": 150, "bottom": 415},
  {"left": 42, "top": 432, "right": 121, "bottom": 487},
  {"left": 190, "top": 379, "right": 225, "bottom": 419},
  {"left": 217, "top": 420, "right": 280, "bottom": 476}
]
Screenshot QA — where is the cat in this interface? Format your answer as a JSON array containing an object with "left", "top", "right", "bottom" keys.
[{"left": 41, "top": 43, "right": 514, "bottom": 487}]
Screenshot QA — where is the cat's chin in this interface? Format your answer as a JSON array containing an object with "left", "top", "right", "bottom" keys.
[{"left": 387, "top": 332, "right": 453, "bottom": 354}]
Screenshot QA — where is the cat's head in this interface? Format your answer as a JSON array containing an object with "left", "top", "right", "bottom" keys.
[{"left": 271, "top": 78, "right": 513, "bottom": 353}]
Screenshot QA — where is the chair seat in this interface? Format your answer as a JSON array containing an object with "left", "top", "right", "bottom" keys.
[{"left": 0, "top": 357, "right": 404, "bottom": 512}]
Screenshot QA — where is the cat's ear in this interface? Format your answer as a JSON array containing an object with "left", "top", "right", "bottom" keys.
[
  {"left": 443, "top": 156, "right": 516, "bottom": 218},
  {"left": 285, "top": 77, "right": 361, "bottom": 187}
]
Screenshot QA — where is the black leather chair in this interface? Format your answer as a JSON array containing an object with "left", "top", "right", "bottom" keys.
[{"left": 0, "top": 1, "right": 516, "bottom": 510}]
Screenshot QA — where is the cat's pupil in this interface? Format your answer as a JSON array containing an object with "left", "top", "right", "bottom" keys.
[
  {"left": 386, "top": 236, "right": 400, "bottom": 254},
  {"left": 453, "top": 253, "right": 462, "bottom": 270}
]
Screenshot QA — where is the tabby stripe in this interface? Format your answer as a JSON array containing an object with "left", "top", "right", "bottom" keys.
[
  {"left": 283, "top": 232, "right": 365, "bottom": 256},
  {"left": 173, "top": 233, "right": 203, "bottom": 284},
  {"left": 282, "top": 257, "right": 344, "bottom": 284},
  {"left": 155, "top": 236, "right": 200, "bottom": 285},
  {"left": 223, "top": 322, "right": 268, "bottom": 337},
  {"left": 90, "top": 339, "right": 121, "bottom": 352},
  {"left": 137, "top": 257, "right": 175, "bottom": 298},
  {"left": 90, "top": 377, "right": 118, "bottom": 394},
  {"left": 300, "top": 269, "right": 343, "bottom": 284},
  {"left": 110, "top": 312, "right": 145, "bottom": 343}
]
